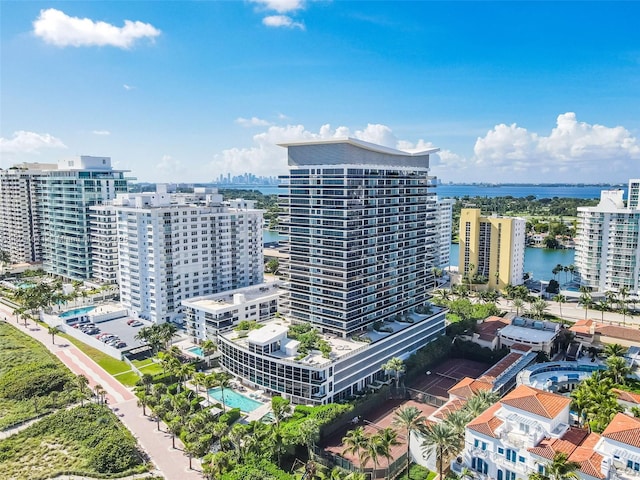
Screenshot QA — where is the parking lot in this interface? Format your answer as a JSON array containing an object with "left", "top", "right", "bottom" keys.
[{"left": 70, "top": 316, "right": 151, "bottom": 351}]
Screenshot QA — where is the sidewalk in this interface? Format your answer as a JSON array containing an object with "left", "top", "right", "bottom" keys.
[{"left": 0, "top": 305, "right": 203, "bottom": 480}]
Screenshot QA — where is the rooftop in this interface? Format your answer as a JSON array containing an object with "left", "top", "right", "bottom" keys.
[
  {"left": 601, "top": 413, "right": 640, "bottom": 448},
  {"left": 183, "top": 282, "right": 283, "bottom": 312},
  {"left": 500, "top": 385, "right": 571, "bottom": 419}
]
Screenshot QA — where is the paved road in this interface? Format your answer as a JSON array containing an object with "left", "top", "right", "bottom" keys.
[
  {"left": 0, "top": 306, "right": 203, "bottom": 480},
  {"left": 497, "top": 297, "right": 640, "bottom": 328}
]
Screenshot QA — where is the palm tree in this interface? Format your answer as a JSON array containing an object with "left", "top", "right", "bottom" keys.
[
  {"left": 342, "top": 426, "right": 368, "bottom": 466},
  {"left": 203, "top": 451, "right": 234, "bottom": 479},
  {"left": 393, "top": 406, "right": 427, "bottom": 477},
  {"left": 605, "top": 355, "right": 632, "bottom": 385},
  {"left": 529, "top": 298, "right": 549, "bottom": 320},
  {"left": 382, "top": 357, "right": 406, "bottom": 387},
  {"left": 543, "top": 452, "right": 581, "bottom": 480},
  {"left": 203, "top": 373, "right": 218, "bottom": 407},
  {"left": 47, "top": 325, "right": 61, "bottom": 344},
  {"left": 137, "top": 390, "right": 152, "bottom": 416},
  {"left": 167, "top": 415, "right": 183, "bottom": 449},
  {"left": 298, "top": 418, "right": 321, "bottom": 459},
  {"left": 177, "top": 362, "right": 196, "bottom": 393},
  {"left": 421, "top": 422, "right": 460, "bottom": 480},
  {"left": 579, "top": 288, "right": 592, "bottom": 320},
  {"left": 595, "top": 300, "right": 609, "bottom": 323},
  {"left": 141, "top": 373, "right": 154, "bottom": 395},
  {"left": 604, "top": 343, "right": 627, "bottom": 357},
  {"left": 375, "top": 427, "right": 401, "bottom": 477},
  {"left": 215, "top": 372, "right": 232, "bottom": 412},
  {"left": 512, "top": 298, "right": 525, "bottom": 317},
  {"left": 360, "top": 433, "right": 381, "bottom": 473},
  {"left": 76, "top": 374, "right": 89, "bottom": 406},
  {"left": 553, "top": 294, "right": 566, "bottom": 320},
  {"left": 201, "top": 338, "right": 217, "bottom": 366}
]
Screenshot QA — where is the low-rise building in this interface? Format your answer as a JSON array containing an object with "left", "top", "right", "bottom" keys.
[
  {"left": 570, "top": 320, "right": 640, "bottom": 350},
  {"left": 182, "top": 282, "right": 283, "bottom": 341},
  {"left": 466, "top": 315, "right": 560, "bottom": 355},
  {"left": 217, "top": 307, "right": 446, "bottom": 405}
]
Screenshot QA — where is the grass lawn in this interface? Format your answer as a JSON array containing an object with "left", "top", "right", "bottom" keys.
[
  {"left": 0, "top": 322, "right": 75, "bottom": 430},
  {"left": 0, "top": 403, "right": 148, "bottom": 480},
  {"left": 61, "top": 333, "right": 130, "bottom": 375},
  {"left": 114, "top": 370, "right": 141, "bottom": 387},
  {"left": 398, "top": 465, "right": 437, "bottom": 480},
  {"left": 138, "top": 362, "right": 164, "bottom": 376}
]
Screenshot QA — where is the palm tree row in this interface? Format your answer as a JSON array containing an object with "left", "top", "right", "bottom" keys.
[
  {"left": 342, "top": 425, "right": 401, "bottom": 476},
  {"left": 134, "top": 322, "right": 178, "bottom": 354}
]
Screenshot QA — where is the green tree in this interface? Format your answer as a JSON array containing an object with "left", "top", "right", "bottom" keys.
[
  {"left": 393, "top": 406, "right": 427, "bottom": 477},
  {"left": 604, "top": 343, "right": 627, "bottom": 357},
  {"left": 553, "top": 294, "right": 566, "bottom": 320},
  {"left": 374, "top": 427, "right": 401, "bottom": 477},
  {"left": 382, "top": 357, "right": 406, "bottom": 387},
  {"left": 47, "top": 325, "right": 61, "bottom": 344},
  {"left": 421, "top": 422, "right": 460, "bottom": 480},
  {"left": 605, "top": 355, "right": 632, "bottom": 385},
  {"left": 534, "top": 452, "right": 581, "bottom": 480},
  {"left": 215, "top": 372, "right": 232, "bottom": 412},
  {"left": 342, "top": 426, "right": 368, "bottom": 467},
  {"left": 578, "top": 289, "right": 593, "bottom": 320}
]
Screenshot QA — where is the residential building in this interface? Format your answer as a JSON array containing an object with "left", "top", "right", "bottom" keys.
[
  {"left": 570, "top": 320, "right": 640, "bottom": 350},
  {"left": 457, "top": 384, "right": 640, "bottom": 480},
  {"left": 115, "top": 185, "right": 263, "bottom": 324},
  {"left": 0, "top": 163, "right": 55, "bottom": 264},
  {"left": 458, "top": 208, "right": 526, "bottom": 289},
  {"left": 39, "top": 156, "right": 129, "bottom": 280},
  {"left": 435, "top": 197, "right": 454, "bottom": 269},
  {"left": 216, "top": 138, "right": 448, "bottom": 404},
  {"left": 278, "top": 137, "right": 443, "bottom": 337},
  {"left": 183, "top": 281, "right": 283, "bottom": 341},
  {"left": 89, "top": 204, "right": 119, "bottom": 284},
  {"left": 575, "top": 180, "right": 640, "bottom": 293}
]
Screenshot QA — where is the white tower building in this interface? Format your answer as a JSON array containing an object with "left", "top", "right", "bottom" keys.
[
  {"left": 114, "top": 185, "right": 264, "bottom": 324},
  {"left": 575, "top": 180, "right": 640, "bottom": 294}
]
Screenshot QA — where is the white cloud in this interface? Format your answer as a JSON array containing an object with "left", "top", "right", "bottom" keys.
[
  {"left": 33, "top": 8, "right": 161, "bottom": 49},
  {"left": 209, "top": 123, "right": 437, "bottom": 177},
  {"left": 236, "top": 117, "right": 272, "bottom": 127},
  {"left": 156, "top": 155, "right": 186, "bottom": 178},
  {"left": 0, "top": 131, "right": 67, "bottom": 154},
  {"left": 92, "top": 130, "right": 111, "bottom": 136},
  {"left": 123, "top": 84, "right": 135, "bottom": 90},
  {"left": 250, "top": 0, "right": 304, "bottom": 14},
  {"left": 262, "top": 15, "right": 305, "bottom": 30},
  {"left": 469, "top": 112, "right": 640, "bottom": 181}
]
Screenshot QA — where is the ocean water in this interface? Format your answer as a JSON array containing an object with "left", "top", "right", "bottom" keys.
[{"left": 236, "top": 184, "right": 624, "bottom": 200}]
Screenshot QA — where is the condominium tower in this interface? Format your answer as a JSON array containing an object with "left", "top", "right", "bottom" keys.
[
  {"left": 575, "top": 179, "right": 640, "bottom": 293},
  {"left": 279, "top": 138, "right": 444, "bottom": 337},
  {"left": 458, "top": 208, "right": 526, "bottom": 288},
  {"left": 115, "top": 186, "right": 264, "bottom": 324},
  {"left": 39, "top": 156, "right": 129, "bottom": 280},
  {"left": 0, "top": 163, "right": 55, "bottom": 264}
]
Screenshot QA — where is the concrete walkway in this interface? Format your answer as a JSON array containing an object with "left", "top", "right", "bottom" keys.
[{"left": 0, "top": 305, "right": 203, "bottom": 480}]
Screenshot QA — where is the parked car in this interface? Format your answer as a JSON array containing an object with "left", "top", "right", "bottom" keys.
[
  {"left": 115, "top": 342, "right": 127, "bottom": 349},
  {"left": 131, "top": 321, "right": 143, "bottom": 327},
  {"left": 126, "top": 319, "right": 136, "bottom": 325},
  {"left": 96, "top": 333, "right": 112, "bottom": 339}
]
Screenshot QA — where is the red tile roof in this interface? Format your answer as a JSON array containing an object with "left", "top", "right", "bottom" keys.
[
  {"left": 467, "top": 402, "right": 502, "bottom": 438},
  {"left": 433, "top": 399, "right": 467, "bottom": 420},
  {"left": 528, "top": 428, "right": 589, "bottom": 460},
  {"left": 601, "top": 413, "right": 640, "bottom": 448},
  {"left": 478, "top": 352, "right": 524, "bottom": 382},
  {"left": 510, "top": 343, "right": 533, "bottom": 352},
  {"left": 569, "top": 433, "right": 605, "bottom": 479},
  {"left": 475, "top": 316, "right": 510, "bottom": 341},
  {"left": 500, "top": 385, "right": 571, "bottom": 419},
  {"left": 595, "top": 325, "right": 640, "bottom": 343},
  {"left": 448, "top": 377, "right": 493, "bottom": 400},
  {"left": 570, "top": 319, "right": 596, "bottom": 336},
  {"left": 613, "top": 388, "right": 640, "bottom": 405}
]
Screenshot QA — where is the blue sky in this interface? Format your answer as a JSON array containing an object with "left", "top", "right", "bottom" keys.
[{"left": 1, "top": 1, "right": 639, "bottom": 184}]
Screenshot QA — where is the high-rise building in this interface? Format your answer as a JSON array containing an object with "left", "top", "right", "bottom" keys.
[
  {"left": 115, "top": 185, "right": 263, "bottom": 324},
  {"left": 89, "top": 204, "right": 119, "bottom": 284},
  {"left": 216, "top": 139, "right": 448, "bottom": 405},
  {"left": 575, "top": 180, "right": 640, "bottom": 293},
  {"left": 458, "top": 208, "right": 526, "bottom": 288},
  {"left": 39, "top": 156, "right": 129, "bottom": 280},
  {"left": 278, "top": 138, "right": 443, "bottom": 337},
  {"left": 0, "top": 163, "right": 55, "bottom": 264},
  {"left": 435, "top": 197, "right": 454, "bottom": 269}
]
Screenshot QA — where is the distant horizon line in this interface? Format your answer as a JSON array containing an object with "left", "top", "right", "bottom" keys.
[{"left": 132, "top": 181, "right": 630, "bottom": 187}]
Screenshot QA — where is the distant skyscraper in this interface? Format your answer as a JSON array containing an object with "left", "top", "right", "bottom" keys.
[
  {"left": 114, "top": 185, "right": 263, "bottom": 324},
  {"left": 0, "top": 163, "right": 55, "bottom": 264},
  {"left": 458, "top": 208, "right": 526, "bottom": 288},
  {"left": 435, "top": 197, "right": 454, "bottom": 269},
  {"left": 575, "top": 180, "right": 640, "bottom": 293},
  {"left": 39, "top": 156, "right": 129, "bottom": 280}
]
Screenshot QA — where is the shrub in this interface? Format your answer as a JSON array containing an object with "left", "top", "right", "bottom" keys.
[{"left": 0, "top": 362, "right": 70, "bottom": 400}]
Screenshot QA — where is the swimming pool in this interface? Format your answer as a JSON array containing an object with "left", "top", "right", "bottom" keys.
[
  {"left": 59, "top": 306, "right": 96, "bottom": 319},
  {"left": 186, "top": 346, "right": 204, "bottom": 357},
  {"left": 207, "top": 387, "right": 263, "bottom": 412}
]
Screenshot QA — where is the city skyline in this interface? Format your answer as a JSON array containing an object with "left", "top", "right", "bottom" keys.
[{"left": 1, "top": 1, "right": 639, "bottom": 184}]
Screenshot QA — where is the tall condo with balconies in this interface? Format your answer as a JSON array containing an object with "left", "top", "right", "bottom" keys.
[
  {"left": 39, "top": 156, "right": 129, "bottom": 280},
  {"left": 575, "top": 180, "right": 640, "bottom": 293},
  {"left": 115, "top": 185, "right": 263, "bottom": 324}
]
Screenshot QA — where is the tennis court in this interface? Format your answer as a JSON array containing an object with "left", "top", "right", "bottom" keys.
[{"left": 408, "top": 358, "right": 490, "bottom": 399}]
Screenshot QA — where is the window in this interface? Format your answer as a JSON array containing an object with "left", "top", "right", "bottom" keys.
[
  {"left": 519, "top": 456, "right": 525, "bottom": 463},
  {"left": 498, "top": 448, "right": 504, "bottom": 455},
  {"left": 506, "top": 449, "right": 517, "bottom": 462}
]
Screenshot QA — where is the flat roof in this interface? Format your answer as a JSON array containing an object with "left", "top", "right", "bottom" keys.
[
  {"left": 500, "top": 324, "right": 557, "bottom": 343},
  {"left": 278, "top": 137, "right": 440, "bottom": 156}
]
